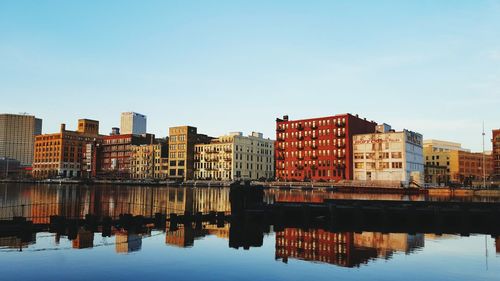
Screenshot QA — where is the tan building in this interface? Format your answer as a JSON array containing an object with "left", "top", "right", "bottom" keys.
[
  {"left": 33, "top": 119, "right": 101, "bottom": 178},
  {"left": 130, "top": 140, "right": 169, "bottom": 180},
  {"left": 194, "top": 132, "right": 275, "bottom": 181},
  {"left": 0, "top": 113, "right": 42, "bottom": 166},
  {"left": 168, "top": 126, "right": 211, "bottom": 181},
  {"left": 423, "top": 139, "right": 493, "bottom": 185}
]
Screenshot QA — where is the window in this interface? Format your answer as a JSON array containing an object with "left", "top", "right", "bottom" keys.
[
  {"left": 355, "top": 162, "right": 364, "bottom": 169},
  {"left": 391, "top": 152, "right": 402, "bottom": 159},
  {"left": 392, "top": 162, "right": 403, "bottom": 169}
]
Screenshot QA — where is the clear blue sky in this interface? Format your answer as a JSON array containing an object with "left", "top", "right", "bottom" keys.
[{"left": 1, "top": 0, "right": 499, "bottom": 151}]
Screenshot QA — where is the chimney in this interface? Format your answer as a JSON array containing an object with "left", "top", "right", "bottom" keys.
[
  {"left": 111, "top": 127, "right": 120, "bottom": 135},
  {"left": 60, "top": 123, "right": 66, "bottom": 132},
  {"left": 283, "top": 115, "right": 289, "bottom": 121}
]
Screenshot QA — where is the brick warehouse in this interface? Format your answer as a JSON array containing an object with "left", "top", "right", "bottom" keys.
[{"left": 275, "top": 114, "right": 377, "bottom": 181}]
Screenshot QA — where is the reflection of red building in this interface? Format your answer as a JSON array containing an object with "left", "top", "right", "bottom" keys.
[
  {"left": 72, "top": 229, "right": 94, "bottom": 249},
  {"left": 275, "top": 114, "right": 376, "bottom": 181},
  {"left": 275, "top": 229, "right": 424, "bottom": 268},
  {"left": 275, "top": 229, "right": 377, "bottom": 267}
]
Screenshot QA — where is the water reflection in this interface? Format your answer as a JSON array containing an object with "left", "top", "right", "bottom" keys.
[
  {"left": 0, "top": 184, "right": 231, "bottom": 222},
  {"left": 276, "top": 230, "right": 424, "bottom": 267},
  {"left": 0, "top": 183, "right": 499, "bottom": 274}
]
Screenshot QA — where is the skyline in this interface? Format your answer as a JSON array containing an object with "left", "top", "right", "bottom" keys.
[{"left": 1, "top": 1, "right": 500, "bottom": 151}]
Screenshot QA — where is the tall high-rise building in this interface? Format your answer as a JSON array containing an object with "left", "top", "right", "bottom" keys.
[
  {"left": 275, "top": 114, "right": 377, "bottom": 181},
  {"left": 120, "top": 112, "right": 147, "bottom": 135},
  {"left": 0, "top": 113, "right": 42, "bottom": 166}
]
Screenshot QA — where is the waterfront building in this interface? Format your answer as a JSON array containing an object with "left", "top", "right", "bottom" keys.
[
  {"left": 424, "top": 164, "right": 448, "bottom": 185},
  {"left": 97, "top": 133, "right": 155, "bottom": 179},
  {"left": 168, "top": 126, "right": 212, "bottom": 181},
  {"left": 352, "top": 125, "right": 424, "bottom": 186},
  {"left": 194, "top": 132, "right": 274, "bottom": 181},
  {"left": 493, "top": 129, "right": 500, "bottom": 179},
  {"left": 0, "top": 157, "right": 21, "bottom": 178},
  {"left": 120, "top": 112, "right": 147, "bottom": 135},
  {"left": 0, "top": 113, "right": 42, "bottom": 166},
  {"left": 33, "top": 119, "right": 100, "bottom": 178},
  {"left": 130, "top": 139, "right": 169, "bottom": 180},
  {"left": 275, "top": 114, "right": 377, "bottom": 181},
  {"left": 423, "top": 140, "right": 493, "bottom": 185}
]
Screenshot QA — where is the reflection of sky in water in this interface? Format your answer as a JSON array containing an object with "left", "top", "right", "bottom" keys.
[{"left": 0, "top": 232, "right": 498, "bottom": 281}]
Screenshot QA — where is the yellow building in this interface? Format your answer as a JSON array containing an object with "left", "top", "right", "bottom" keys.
[
  {"left": 33, "top": 119, "right": 101, "bottom": 178},
  {"left": 194, "top": 132, "right": 275, "bottom": 181},
  {"left": 130, "top": 141, "right": 168, "bottom": 180},
  {"left": 423, "top": 139, "right": 493, "bottom": 184},
  {"left": 168, "top": 126, "right": 211, "bottom": 181}
]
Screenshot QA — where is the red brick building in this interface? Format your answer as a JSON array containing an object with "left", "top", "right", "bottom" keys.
[
  {"left": 275, "top": 114, "right": 377, "bottom": 181},
  {"left": 97, "top": 133, "right": 155, "bottom": 179},
  {"left": 493, "top": 129, "right": 500, "bottom": 179}
]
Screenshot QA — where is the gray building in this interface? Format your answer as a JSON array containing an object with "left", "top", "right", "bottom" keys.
[
  {"left": 0, "top": 114, "right": 42, "bottom": 166},
  {"left": 120, "top": 112, "right": 147, "bottom": 135}
]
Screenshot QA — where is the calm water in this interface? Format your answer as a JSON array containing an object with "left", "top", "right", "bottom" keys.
[{"left": 0, "top": 184, "right": 498, "bottom": 281}]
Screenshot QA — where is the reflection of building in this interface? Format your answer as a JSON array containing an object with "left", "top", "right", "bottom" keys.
[
  {"left": 120, "top": 112, "right": 147, "bottom": 135},
  {"left": 276, "top": 229, "right": 372, "bottom": 267},
  {"left": 276, "top": 229, "right": 424, "bottom": 268},
  {"left": 275, "top": 114, "right": 377, "bottom": 181},
  {"left": 116, "top": 231, "right": 142, "bottom": 253},
  {"left": 194, "top": 132, "right": 274, "bottom": 181},
  {"left": 130, "top": 140, "right": 169, "bottom": 180},
  {"left": 423, "top": 139, "right": 494, "bottom": 184},
  {"left": 0, "top": 113, "right": 42, "bottom": 166},
  {"left": 0, "top": 235, "right": 36, "bottom": 250},
  {"left": 353, "top": 232, "right": 424, "bottom": 256},
  {"left": 353, "top": 125, "right": 424, "bottom": 186},
  {"left": 496, "top": 237, "right": 499, "bottom": 253},
  {"left": 33, "top": 120, "right": 101, "bottom": 178},
  {"left": 72, "top": 229, "right": 94, "bottom": 249},
  {"left": 493, "top": 130, "right": 500, "bottom": 179},
  {"left": 168, "top": 126, "right": 212, "bottom": 181},
  {"left": 165, "top": 224, "right": 208, "bottom": 248}
]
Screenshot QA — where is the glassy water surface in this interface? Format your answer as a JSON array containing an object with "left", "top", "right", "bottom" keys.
[{"left": 0, "top": 184, "right": 498, "bottom": 281}]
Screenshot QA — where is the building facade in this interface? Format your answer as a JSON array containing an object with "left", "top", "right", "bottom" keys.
[
  {"left": 493, "top": 129, "right": 500, "bottom": 179},
  {"left": 0, "top": 113, "right": 42, "bottom": 166},
  {"left": 423, "top": 140, "right": 493, "bottom": 185},
  {"left": 275, "top": 114, "right": 377, "bottom": 182},
  {"left": 352, "top": 127, "right": 424, "bottom": 186},
  {"left": 130, "top": 140, "right": 169, "bottom": 180},
  {"left": 33, "top": 119, "right": 100, "bottom": 178},
  {"left": 97, "top": 133, "right": 155, "bottom": 179},
  {"left": 194, "top": 132, "right": 274, "bottom": 181},
  {"left": 168, "top": 126, "right": 211, "bottom": 181},
  {"left": 120, "top": 112, "right": 147, "bottom": 135}
]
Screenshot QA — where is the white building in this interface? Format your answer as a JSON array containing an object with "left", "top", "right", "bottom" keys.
[
  {"left": 353, "top": 125, "right": 424, "bottom": 187},
  {"left": 194, "top": 132, "right": 274, "bottom": 181},
  {"left": 120, "top": 112, "right": 147, "bottom": 135}
]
